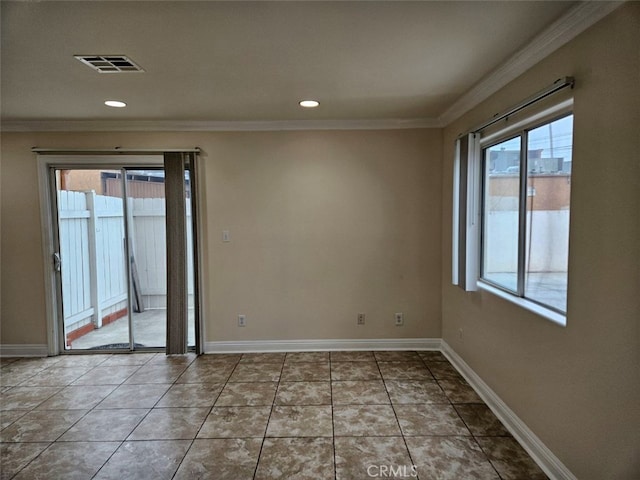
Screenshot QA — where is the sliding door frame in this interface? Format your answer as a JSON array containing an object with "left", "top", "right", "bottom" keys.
[{"left": 37, "top": 152, "right": 203, "bottom": 355}]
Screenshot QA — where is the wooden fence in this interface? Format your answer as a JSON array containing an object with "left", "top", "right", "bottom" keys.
[{"left": 58, "top": 190, "right": 193, "bottom": 335}]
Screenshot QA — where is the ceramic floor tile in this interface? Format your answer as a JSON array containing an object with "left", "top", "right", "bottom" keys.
[
  {"left": 176, "top": 363, "right": 235, "bottom": 383},
  {"left": 93, "top": 440, "right": 191, "bottom": 480},
  {"left": 128, "top": 407, "right": 209, "bottom": 440},
  {"left": 428, "top": 362, "right": 464, "bottom": 380},
  {"left": 0, "top": 442, "right": 50, "bottom": 480},
  {"left": 96, "top": 383, "right": 171, "bottom": 409},
  {"left": 280, "top": 362, "right": 330, "bottom": 381},
  {"left": 18, "top": 367, "right": 91, "bottom": 387},
  {"left": 1, "top": 362, "right": 47, "bottom": 378},
  {"left": 266, "top": 405, "right": 333, "bottom": 437},
  {"left": 0, "top": 386, "right": 61, "bottom": 410},
  {"left": 36, "top": 385, "right": 117, "bottom": 410},
  {"left": 476, "top": 436, "right": 549, "bottom": 480},
  {"left": 0, "top": 409, "right": 28, "bottom": 430},
  {"left": 71, "top": 365, "right": 141, "bottom": 385},
  {"left": 255, "top": 437, "right": 334, "bottom": 480},
  {"left": 378, "top": 362, "right": 434, "bottom": 380},
  {"left": 6, "top": 358, "right": 63, "bottom": 372},
  {"left": 275, "top": 381, "right": 332, "bottom": 406},
  {"left": 99, "top": 353, "right": 157, "bottom": 366},
  {"left": 0, "top": 359, "right": 30, "bottom": 369},
  {"left": 454, "top": 404, "right": 511, "bottom": 436},
  {"left": 148, "top": 353, "right": 197, "bottom": 366},
  {"left": 385, "top": 379, "right": 449, "bottom": 404},
  {"left": 58, "top": 408, "right": 148, "bottom": 441},
  {"left": 334, "top": 436, "right": 415, "bottom": 480},
  {"left": 12, "top": 441, "right": 119, "bottom": 480},
  {"left": 331, "top": 380, "right": 390, "bottom": 405},
  {"left": 239, "top": 353, "right": 286, "bottom": 364},
  {"left": 52, "top": 355, "right": 112, "bottom": 368},
  {"left": 330, "top": 362, "right": 381, "bottom": 381},
  {"left": 374, "top": 351, "right": 421, "bottom": 362},
  {"left": 124, "top": 364, "right": 187, "bottom": 384},
  {"left": 418, "top": 351, "right": 448, "bottom": 363},
  {"left": 198, "top": 406, "right": 271, "bottom": 438},
  {"left": 173, "top": 438, "right": 262, "bottom": 480},
  {"left": 193, "top": 353, "right": 242, "bottom": 365},
  {"left": 228, "top": 363, "right": 282, "bottom": 382},
  {"left": 438, "top": 378, "right": 484, "bottom": 403},
  {"left": 0, "top": 409, "right": 87, "bottom": 442},
  {"left": 0, "top": 358, "right": 20, "bottom": 367},
  {"left": 395, "top": 404, "right": 471, "bottom": 436},
  {"left": 405, "top": 436, "right": 500, "bottom": 480},
  {"left": 156, "top": 383, "right": 223, "bottom": 407},
  {"left": 330, "top": 351, "right": 375, "bottom": 362},
  {"left": 215, "top": 382, "right": 278, "bottom": 406},
  {"left": 285, "top": 352, "right": 330, "bottom": 363},
  {"left": 333, "top": 405, "right": 401, "bottom": 436},
  {"left": 0, "top": 369, "right": 40, "bottom": 387}
]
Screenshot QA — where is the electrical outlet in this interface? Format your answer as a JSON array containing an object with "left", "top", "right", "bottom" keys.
[
  {"left": 222, "top": 230, "right": 231, "bottom": 242},
  {"left": 357, "top": 313, "right": 365, "bottom": 325},
  {"left": 394, "top": 312, "right": 404, "bottom": 326},
  {"left": 238, "top": 314, "right": 246, "bottom": 327}
]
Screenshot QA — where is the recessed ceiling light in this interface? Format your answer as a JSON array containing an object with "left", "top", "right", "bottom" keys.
[
  {"left": 299, "top": 100, "right": 319, "bottom": 108},
  {"left": 105, "top": 100, "right": 127, "bottom": 108}
]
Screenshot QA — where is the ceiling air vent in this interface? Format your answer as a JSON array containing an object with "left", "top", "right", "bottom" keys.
[{"left": 74, "top": 55, "right": 144, "bottom": 73}]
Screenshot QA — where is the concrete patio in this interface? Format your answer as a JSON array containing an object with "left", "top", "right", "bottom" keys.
[{"left": 69, "top": 308, "right": 196, "bottom": 350}]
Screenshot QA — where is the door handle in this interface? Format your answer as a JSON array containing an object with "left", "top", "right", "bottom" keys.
[{"left": 53, "top": 252, "right": 62, "bottom": 272}]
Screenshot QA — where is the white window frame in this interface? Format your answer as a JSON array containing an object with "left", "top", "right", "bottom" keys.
[{"left": 453, "top": 86, "right": 573, "bottom": 327}]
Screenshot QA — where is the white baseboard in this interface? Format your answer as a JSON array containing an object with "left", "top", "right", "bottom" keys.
[
  {"left": 0, "top": 344, "right": 49, "bottom": 357},
  {"left": 441, "top": 341, "right": 577, "bottom": 480},
  {"left": 205, "top": 338, "right": 441, "bottom": 354}
]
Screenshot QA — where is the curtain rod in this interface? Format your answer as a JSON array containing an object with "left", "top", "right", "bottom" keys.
[
  {"left": 31, "top": 147, "right": 201, "bottom": 154},
  {"left": 465, "top": 76, "right": 574, "bottom": 136}
]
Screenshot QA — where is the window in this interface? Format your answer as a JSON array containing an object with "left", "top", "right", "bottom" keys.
[
  {"left": 480, "top": 114, "right": 573, "bottom": 314},
  {"left": 452, "top": 77, "right": 575, "bottom": 324}
]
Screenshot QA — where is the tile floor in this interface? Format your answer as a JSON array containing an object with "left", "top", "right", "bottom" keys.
[{"left": 0, "top": 351, "right": 548, "bottom": 479}]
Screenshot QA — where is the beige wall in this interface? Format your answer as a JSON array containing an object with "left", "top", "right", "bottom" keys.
[
  {"left": 0, "top": 129, "right": 443, "bottom": 345},
  {"left": 441, "top": 4, "right": 639, "bottom": 480}
]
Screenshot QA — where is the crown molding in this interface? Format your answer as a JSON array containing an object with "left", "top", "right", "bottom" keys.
[
  {"left": 438, "top": 0, "right": 625, "bottom": 127},
  {"left": 0, "top": 117, "right": 442, "bottom": 133}
]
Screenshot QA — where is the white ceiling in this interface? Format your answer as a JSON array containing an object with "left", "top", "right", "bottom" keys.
[{"left": 1, "top": 1, "right": 604, "bottom": 129}]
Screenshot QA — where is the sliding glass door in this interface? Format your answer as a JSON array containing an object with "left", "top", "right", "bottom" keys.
[{"left": 50, "top": 162, "right": 197, "bottom": 352}]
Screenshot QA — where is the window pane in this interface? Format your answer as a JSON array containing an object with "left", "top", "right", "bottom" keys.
[
  {"left": 525, "top": 115, "right": 573, "bottom": 312},
  {"left": 185, "top": 170, "right": 196, "bottom": 348},
  {"left": 482, "top": 136, "right": 521, "bottom": 292},
  {"left": 126, "top": 170, "right": 167, "bottom": 349}
]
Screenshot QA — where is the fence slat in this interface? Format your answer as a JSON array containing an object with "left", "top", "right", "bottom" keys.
[{"left": 58, "top": 190, "right": 195, "bottom": 329}]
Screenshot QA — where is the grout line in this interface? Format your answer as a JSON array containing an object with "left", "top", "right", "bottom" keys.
[
  {"left": 329, "top": 351, "right": 337, "bottom": 480},
  {"left": 378, "top": 352, "right": 419, "bottom": 476},
  {"left": 169, "top": 354, "right": 240, "bottom": 480},
  {"left": 250, "top": 354, "right": 285, "bottom": 480}
]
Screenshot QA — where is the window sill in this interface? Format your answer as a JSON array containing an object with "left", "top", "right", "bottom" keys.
[{"left": 477, "top": 281, "right": 566, "bottom": 327}]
